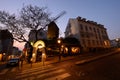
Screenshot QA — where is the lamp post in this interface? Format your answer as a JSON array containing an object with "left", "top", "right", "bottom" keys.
[
  {"left": 116, "top": 38, "right": 119, "bottom": 48},
  {"left": 57, "top": 39, "right": 62, "bottom": 62}
]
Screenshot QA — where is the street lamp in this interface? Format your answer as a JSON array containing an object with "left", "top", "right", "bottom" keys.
[
  {"left": 116, "top": 38, "right": 119, "bottom": 48},
  {"left": 57, "top": 39, "right": 61, "bottom": 44},
  {"left": 116, "top": 38, "right": 119, "bottom": 42},
  {"left": 57, "top": 39, "right": 62, "bottom": 49},
  {"left": 57, "top": 39, "right": 62, "bottom": 62}
]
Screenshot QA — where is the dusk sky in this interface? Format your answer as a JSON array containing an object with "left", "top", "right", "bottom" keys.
[{"left": 0, "top": 0, "right": 120, "bottom": 50}]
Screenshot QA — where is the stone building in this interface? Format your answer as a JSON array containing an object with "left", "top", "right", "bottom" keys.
[{"left": 65, "top": 16, "right": 110, "bottom": 52}]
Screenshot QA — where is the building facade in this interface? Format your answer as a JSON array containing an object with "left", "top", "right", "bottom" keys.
[
  {"left": 110, "top": 38, "right": 120, "bottom": 48},
  {"left": 28, "top": 29, "right": 47, "bottom": 43},
  {"left": 65, "top": 17, "right": 110, "bottom": 52},
  {"left": 0, "top": 29, "right": 13, "bottom": 61}
]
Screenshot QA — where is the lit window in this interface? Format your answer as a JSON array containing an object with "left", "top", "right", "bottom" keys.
[
  {"left": 64, "top": 47, "right": 68, "bottom": 54},
  {"left": 71, "top": 47, "right": 80, "bottom": 53},
  {"left": 104, "top": 41, "right": 107, "bottom": 46}
]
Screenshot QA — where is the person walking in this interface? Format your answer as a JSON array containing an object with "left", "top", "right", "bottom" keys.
[{"left": 42, "top": 53, "right": 46, "bottom": 66}]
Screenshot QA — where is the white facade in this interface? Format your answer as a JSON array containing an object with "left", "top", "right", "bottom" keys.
[
  {"left": 65, "top": 17, "right": 110, "bottom": 51},
  {"left": 65, "top": 18, "right": 80, "bottom": 40}
]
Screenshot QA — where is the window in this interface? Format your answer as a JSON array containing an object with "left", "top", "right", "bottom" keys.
[
  {"left": 101, "top": 30, "right": 103, "bottom": 34},
  {"left": 88, "top": 40, "right": 91, "bottom": 46},
  {"left": 97, "top": 41, "right": 99, "bottom": 45},
  {"left": 71, "top": 47, "right": 80, "bottom": 54},
  {"left": 92, "top": 40, "right": 95, "bottom": 45},
  {"left": 93, "top": 28, "right": 96, "bottom": 33},
  {"left": 104, "top": 31, "right": 107, "bottom": 35},
  {"left": 85, "top": 26, "right": 88, "bottom": 31},
  {"left": 81, "top": 34, "right": 84, "bottom": 38},
  {"left": 86, "top": 34, "right": 89, "bottom": 38},
  {"left": 79, "top": 24, "right": 83, "bottom": 30},
  {"left": 82, "top": 39, "right": 86, "bottom": 47},
  {"left": 96, "top": 36, "right": 98, "bottom": 39},
  {"left": 89, "top": 26, "right": 92, "bottom": 31},
  {"left": 97, "top": 29, "right": 100, "bottom": 34}
]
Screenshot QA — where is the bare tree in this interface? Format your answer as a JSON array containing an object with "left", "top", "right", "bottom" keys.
[
  {"left": 0, "top": 5, "right": 52, "bottom": 63},
  {"left": 20, "top": 5, "right": 52, "bottom": 41},
  {"left": 0, "top": 5, "right": 66, "bottom": 63},
  {"left": 0, "top": 11, "right": 27, "bottom": 42},
  {"left": 0, "top": 5, "right": 52, "bottom": 43},
  {"left": 20, "top": 5, "right": 51, "bottom": 30}
]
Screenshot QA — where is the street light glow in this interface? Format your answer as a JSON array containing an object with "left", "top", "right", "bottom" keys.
[
  {"left": 116, "top": 38, "right": 119, "bottom": 42},
  {"left": 57, "top": 39, "right": 61, "bottom": 44}
]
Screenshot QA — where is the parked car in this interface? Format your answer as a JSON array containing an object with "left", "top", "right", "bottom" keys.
[{"left": 6, "top": 58, "right": 20, "bottom": 67}]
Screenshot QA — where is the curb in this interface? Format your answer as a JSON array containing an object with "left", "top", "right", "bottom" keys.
[
  {"left": 75, "top": 50, "right": 120, "bottom": 65},
  {"left": 21, "top": 50, "right": 119, "bottom": 69}
]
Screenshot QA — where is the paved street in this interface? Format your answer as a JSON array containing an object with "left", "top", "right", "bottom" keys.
[
  {"left": 0, "top": 48, "right": 120, "bottom": 80},
  {"left": 72, "top": 50, "right": 120, "bottom": 80},
  {"left": 0, "top": 65, "right": 70, "bottom": 80}
]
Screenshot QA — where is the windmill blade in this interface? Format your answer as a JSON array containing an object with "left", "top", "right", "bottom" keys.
[
  {"left": 52, "top": 11, "right": 66, "bottom": 22},
  {"left": 42, "top": 11, "right": 66, "bottom": 29}
]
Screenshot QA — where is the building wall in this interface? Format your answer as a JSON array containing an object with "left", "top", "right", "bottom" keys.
[
  {"left": 0, "top": 29, "right": 13, "bottom": 61},
  {"left": 110, "top": 38, "right": 120, "bottom": 47},
  {"left": 65, "top": 19, "right": 80, "bottom": 40},
  {"left": 28, "top": 30, "right": 37, "bottom": 42},
  {"left": 28, "top": 29, "right": 47, "bottom": 42},
  {"left": 0, "top": 40, "right": 2, "bottom": 52},
  {"left": 0, "top": 29, "right": 13, "bottom": 54},
  {"left": 65, "top": 17, "right": 110, "bottom": 52}
]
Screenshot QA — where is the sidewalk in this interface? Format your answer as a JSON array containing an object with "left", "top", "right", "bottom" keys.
[
  {"left": 19, "top": 48, "right": 120, "bottom": 70},
  {"left": 75, "top": 48, "right": 120, "bottom": 65},
  {"left": 0, "top": 61, "right": 6, "bottom": 66},
  {"left": 0, "top": 48, "right": 119, "bottom": 70},
  {"left": 0, "top": 61, "right": 6, "bottom": 70}
]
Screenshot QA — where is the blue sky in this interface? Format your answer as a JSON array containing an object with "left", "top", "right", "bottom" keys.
[{"left": 0, "top": 0, "right": 120, "bottom": 40}]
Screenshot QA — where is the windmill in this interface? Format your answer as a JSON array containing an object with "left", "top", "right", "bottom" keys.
[
  {"left": 26, "top": 11, "right": 66, "bottom": 63},
  {"left": 39, "top": 11, "right": 66, "bottom": 39}
]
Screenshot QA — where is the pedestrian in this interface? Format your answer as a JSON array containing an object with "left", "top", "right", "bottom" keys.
[
  {"left": 20, "top": 58, "right": 23, "bottom": 67},
  {"left": 59, "top": 53, "right": 61, "bottom": 62},
  {"left": 30, "top": 58, "right": 33, "bottom": 67},
  {"left": 42, "top": 53, "right": 46, "bottom": 66},
  {"left": 20, "top": 54, "right": 24, "bottom": 68}
]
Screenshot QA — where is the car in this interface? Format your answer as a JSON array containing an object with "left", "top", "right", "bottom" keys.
[{"left": 6, "top": 58, "right": 20, "bottom": 67}]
